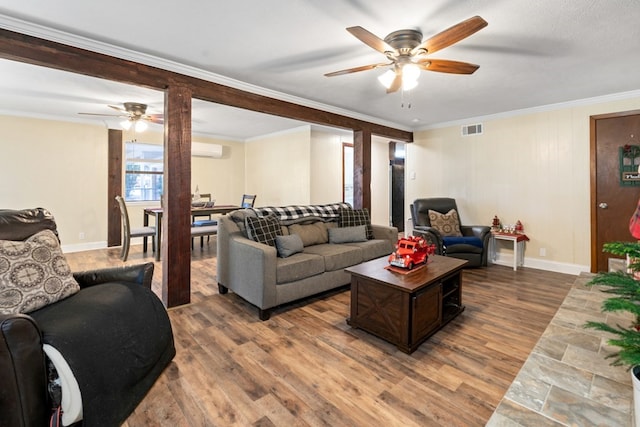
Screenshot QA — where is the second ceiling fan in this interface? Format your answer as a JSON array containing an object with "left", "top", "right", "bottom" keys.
[
  {"left": 325, "top": 16, "right": 488, "bottom": 93},
  {"left": 79, "top": 102, "right": 163, "bottom": 131}
]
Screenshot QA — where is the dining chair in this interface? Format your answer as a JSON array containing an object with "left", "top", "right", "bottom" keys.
[
  {"left": 115, "top": 195, "right": 156, "bottom": 262},
  {"left": 192, "top": 193, "right": 217, "bottom": 247},
  {"left": 241, "top": 194, "right": 257, "bottom": 208}
]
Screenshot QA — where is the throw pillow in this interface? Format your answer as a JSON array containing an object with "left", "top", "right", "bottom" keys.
[
  {"left": 0, "top": 229, "right": 80, "bottom": 315},
  {"left": 428, "top": 209, "right": 463, "bottom": 237},
  {"left": 245, "top": 215, "right": 282, "bottom": 247},
  {"left": 328, "top": 225, "right": 367, "bottom": 244},
  {"left": 288, "top": 222, "right": 328, "bottom": 246},
  {"left": 338, "top": 207, "right": 374, "bottom": 240},
  {"left": 275, "top": 234, "right": 304, "bottom": 258}
]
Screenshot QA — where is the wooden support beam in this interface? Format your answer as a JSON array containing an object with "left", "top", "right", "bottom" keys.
[
  {"left": 353, "top": 130, "right": 372, "bottom": 211},
  {"left": 107, "top": 129, "right": 123, "bottom": 247},
  {"left": 0, "top": 28, "right": 413, "bottom": 142},
  {"left": 162, "top": 84, "right": 193, "bottom": 307}
]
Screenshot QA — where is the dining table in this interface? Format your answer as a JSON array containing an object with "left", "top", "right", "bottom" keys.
[{"left": 143, "top": 205, "right": 240, "bottom": 261}]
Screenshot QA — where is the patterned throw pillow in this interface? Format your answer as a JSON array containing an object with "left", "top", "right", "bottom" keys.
[
  {"left": 338, "top": 207, "right": 374, "bottom": 240},
  {"left": 245, "top": 215, "right": 282, "bottom": 247},
  {"left": 0, "top": 229, "right": 80, "bottom": 315},
  {"left": 428, "top": 209, "right": 463, "bottom": 237}
]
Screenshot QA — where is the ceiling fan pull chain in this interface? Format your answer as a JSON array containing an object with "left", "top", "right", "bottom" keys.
[{"left": 400, "top": 89, "right": 412, "bottom": 109}]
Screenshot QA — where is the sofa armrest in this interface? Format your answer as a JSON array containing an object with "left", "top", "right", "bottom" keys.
[
  {"left": 73, "top": 262, "right": 154, "bottom": 289},
  {"left": 413, "top": 226, "right": 445, "bottom": 255},
  {"left": 0, "top": 314, "right": 49, "bottom": 427},
  {"left": 371, "top": 224, "right": 398, "bottom": 250},
  {"left": 461, "top": 225, "right": 491, "bottom": 242},
  {"left": 227, "top": 236, "right": 278, "bottom": 310}
]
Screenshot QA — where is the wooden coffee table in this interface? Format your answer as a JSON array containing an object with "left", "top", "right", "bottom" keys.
[{"left": 346, "top": 255, "right": 467, "bottom": 354}]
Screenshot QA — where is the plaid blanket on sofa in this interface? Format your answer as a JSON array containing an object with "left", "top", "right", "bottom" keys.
[{"left": 250, "top": 203, "right": 351, "bottom": 223}]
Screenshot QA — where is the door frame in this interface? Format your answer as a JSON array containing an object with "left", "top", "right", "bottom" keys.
[{"left": 590, "top": 109, "right": 640, "bottom": 272}]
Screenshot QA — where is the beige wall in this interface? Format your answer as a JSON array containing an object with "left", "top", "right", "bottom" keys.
[
  {"left": 245, "top": 126, "right": 312, "bottom": 206},
  {"left": 0, "top": 115, "right": 245, "bottom": 251},
  {"left": 408, "top": 94, "right": 640, "bottom": 273},
  {"left": 191, "top": 139, "right": 245, "bottom": 206},
  {"left": 371, "top": 135, "right": 391, "bottom": 226},
  {"left": 0, "top": 116, "right": 109, "bottom": 250},
  {"left": 310, "top": 128, "right": 350, "bottom": 205}
]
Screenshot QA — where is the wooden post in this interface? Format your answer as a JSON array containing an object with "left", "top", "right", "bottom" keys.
[
  {"left": 353, "top": 130, "right": 372, "bottom": 211},
  {"left": 107, "top": 129, "right": 123, "bottom": 247},
  {"left": 162, "top": 84, "right": 193, "bottom": 307}
]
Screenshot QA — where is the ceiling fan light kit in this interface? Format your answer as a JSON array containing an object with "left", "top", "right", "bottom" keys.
[
  {"left": 325, "top": 16, "right": 488, "bottom": 94},
  {"left": 78, "top": 101, "right": 163, "bottom": 132}
]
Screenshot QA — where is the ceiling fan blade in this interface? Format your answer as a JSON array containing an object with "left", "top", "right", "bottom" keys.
[
  {"left": 78, "top": 112, "right": 126, "bottom": 118},
  {"left": 145, "top": 114, "right": 164, "bottom": 124},
  {"left": 108, "top": 104, "right": 127, "bottom": 112},
  {"left": 418, "top": 59, "right": 480, "bottom": 74},
  {"left": 386, "top": 70, "right": 403, "bottom": 93},
  {"left": 346, "top": 26, "right": 395, "bottom": 54},
  {"left": 411, "top": 16, "right": 487, "bottom": 56},
  {"left": 324, "top": 62, "right": 391, "bottom": 77}
]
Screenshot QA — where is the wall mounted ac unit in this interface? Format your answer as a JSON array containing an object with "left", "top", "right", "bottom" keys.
[{"left": 191, "top": 142, "right": 223, "bottom": 158}]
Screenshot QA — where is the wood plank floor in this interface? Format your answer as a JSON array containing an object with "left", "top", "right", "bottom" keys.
[{"left": 64, "top": 243, "right": 576, "bottom": 427}]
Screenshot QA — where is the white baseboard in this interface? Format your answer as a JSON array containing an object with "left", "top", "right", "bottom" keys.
[
  {"left": 491, "top": 253, "right": 589, "bottom": 275},
  {"left": 61, "top": 241, "right": 108, "bottom": 253}
]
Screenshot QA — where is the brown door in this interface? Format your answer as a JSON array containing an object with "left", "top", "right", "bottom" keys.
[{"left": 592, "top": 110, "right": 640, "bottom": 272}]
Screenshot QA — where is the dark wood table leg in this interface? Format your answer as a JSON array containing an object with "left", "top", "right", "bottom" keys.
[
  {"left": 155, "top": 212, "right": 162, "bottom": 261},
  {"left": 143, "top": 211, "right": 149, "bottom": 253}
]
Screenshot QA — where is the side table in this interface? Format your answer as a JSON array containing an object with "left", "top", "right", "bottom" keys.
[{"left": 489, "top": 232, "right": 529, "bottom": 271}]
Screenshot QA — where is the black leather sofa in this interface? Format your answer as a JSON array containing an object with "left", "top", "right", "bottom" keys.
[{"left": 0, "top": 208, "right": 175, "bottom": 426}]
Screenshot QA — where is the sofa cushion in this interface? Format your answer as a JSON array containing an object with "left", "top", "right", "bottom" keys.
[
  {"left": 304, "top": 243, "right": 363, "bottom": 272},
  {"left": 246, "top": 215, "right": 282, "bottom": 247},
  {"left": 428, "top": 209, "right": 462, "bottom": 237},
  {"left": 328, "top": 225, "right": 367, "bottom": 244},
  {"left": 276, "top": 252, "right": 325, "bottom": 284},
  {"left": 342, "top": 239, "right": 393, "bottom": 261},
  {"left": 275, "top": 234, "right": 304, "bottom": 258},
  {"left": 0, "top": 229, "right": 80, "bottom": 315},
  {"left": 288, "top": 222, "right": 328, "bottom": 246},
  {"left": 339, "top": 207, "right": 374, "bottom": 240}
]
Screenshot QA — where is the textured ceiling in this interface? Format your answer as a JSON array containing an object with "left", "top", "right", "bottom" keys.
[{"left": 1, "top": 0, "right": 640, "bottom": 139}]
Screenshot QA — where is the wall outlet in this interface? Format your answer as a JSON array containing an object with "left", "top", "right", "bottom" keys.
[
  {"left": 79, "top": 232, "right": 85, "bottom": 240},
  {"left": 539, "top": 248, "right": 546, "bottom": 257}
]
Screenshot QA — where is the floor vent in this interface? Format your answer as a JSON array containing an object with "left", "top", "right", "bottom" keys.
[{"left": 461, "top": 123, "right": 483, "bottom": 136}]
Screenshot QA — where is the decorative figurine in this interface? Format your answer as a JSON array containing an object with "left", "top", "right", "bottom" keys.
[
  {"left": 515, "top": 220, "right": 524, "bottom": 233},
  {"left": 492, "top": 215, "right": 501, "bottom": 231},
  {"left": 388, "top": 236, "right": 436, "bottom": 270}
]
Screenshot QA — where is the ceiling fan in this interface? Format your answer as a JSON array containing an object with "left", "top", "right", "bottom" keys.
[
  {"left": 79, "top": 102, "right": 163, "bottom": 131},
  {"left": 325, "top": 16, "right": 488, "bottom": 93}
]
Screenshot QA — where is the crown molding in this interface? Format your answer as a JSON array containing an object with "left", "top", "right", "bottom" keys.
[
  {"left": 0, "top": 14, "right": 411, "bottom": 134},
  {"left": 418, "top": 89, "right": 640, "bottom": 131},
  {"left": 245, "top": 125, "right": 311, "bottom": 142}
]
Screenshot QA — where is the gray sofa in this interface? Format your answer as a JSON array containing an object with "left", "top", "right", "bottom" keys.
[{"left": 217, "top": 203, "right": 398, "bottom": 320}]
